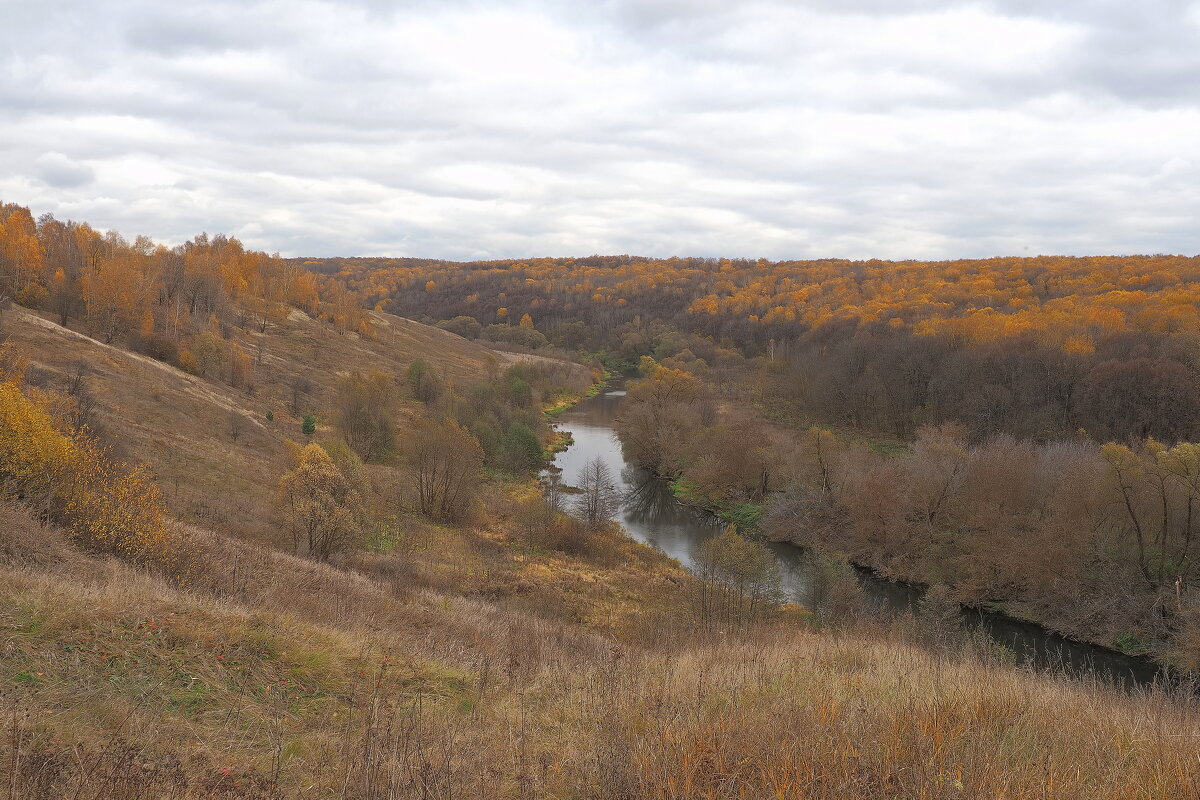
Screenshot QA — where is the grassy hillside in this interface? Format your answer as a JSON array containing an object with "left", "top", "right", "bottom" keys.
[
  {"left": 3, "top": 302, "right": 583, "bottom": 543},
  {"left": 2, "top": 502, "right": 1197, "bottom": 799}
]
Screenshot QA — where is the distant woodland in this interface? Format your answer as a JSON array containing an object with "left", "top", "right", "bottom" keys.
[{"left": 306, "top": 252, "right": 1200, "bottom": 444}]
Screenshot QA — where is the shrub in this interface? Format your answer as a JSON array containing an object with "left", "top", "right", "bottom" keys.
[
  {"left": 485, "top": 323, "right": 548, "bottom": 349},
  {"left": 177, "top": 349, "right": 198, "bottom": 374},
  {"left": 407, "top": 359, "right": 444, "bottom": 404},
  {"left": 0, "top": 375, "right": 178, "bottom": 568},
  {"left": 0, "top": 380, "right": 75, "bottom": 514},
  {"left": 805, "top": 549, "right": 867, "bottom": 624},
  {"left": 228, "top": 341, "right": 253, "bottom": 390},
  {"left": 335, "top": 370, "right": 397, "bottom": 462},
  {"left": 694, "top": 526, "right": 784, "bottom": 629},
  {"left": 229, "top": 410, "right": 246, "bottom": 441},
  {"left": 436, "top": 315, "right": 482, "bottom": 339},
  {"left": 15, "top": 282, "right": 48, "bottom": 309},
  {"left": 402, "top": 417, "right": 484, "bottom": 523},
  {"left": 302, "top": 415, "right": 317, "bottom": 435},
  {"left": 129, "top": 331, "right": 180, "bottom": 364},
  {"left": 277, "top": 443, "right": 362, "bottom": 561},
  {"left": 67, "top": 438, "right": 174, "bottom": 563},
  {"left": 189, "top": 332, "right": 227, "bottom": 377},
  {"left": 500, "top": 422, "right": 543, "bottom": 474}
]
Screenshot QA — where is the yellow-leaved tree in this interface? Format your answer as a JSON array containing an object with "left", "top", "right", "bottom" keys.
[
  {"left": 0, "top": 350, "right": 178, "bottom": 569},
  {"left": 277, "top": 443, "right": 361, "bottom": 561}
]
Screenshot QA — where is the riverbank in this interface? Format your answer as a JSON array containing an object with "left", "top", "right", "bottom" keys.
[
  {"left": 551, "top": 382, "right": 1173, "bottom": 686},
  {"left": 762, "top": 524, "right": 1176, "bottom": 676},
  {"left": 543, "top": 368, "right": 610, "bottom": 416}
]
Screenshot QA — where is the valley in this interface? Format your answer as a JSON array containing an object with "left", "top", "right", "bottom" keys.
[{"left": 0, "top": 203, "right": 1198, "bottom": 797}]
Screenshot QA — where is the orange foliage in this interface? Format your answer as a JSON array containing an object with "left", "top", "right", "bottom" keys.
[
  {"left": 309, "top": 252, "right": 1200, "bottom": 353},
  {"left": 0, "top": 202, "right": 366, "bottom": 362}
]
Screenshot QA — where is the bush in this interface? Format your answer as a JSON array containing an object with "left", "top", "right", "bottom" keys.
[
  {"left": 335, "top": 370, "right": 397, "bottom": 462},
  {"left": 401, "top": 417, "right": 484, "bottom": 523},
  {"left": 0, "top": 376, "right": 179, "bottom": 568},
  {"left": 277, "top": 443, "right": 362, "bottom": 561},
  {"left": 407, "top": 359, "right": 444, "bottom": 404},
  {"left": 129, "top": 331, "right": 181, "bottom": 364},
  {"left": 302, "top": 415, "right": 317, "bottom": 435},
  {"left": 436, "top": 315, "right": 482, "bottom": 339},
  {"left": 189, "top": 332, "right": 227, "bottom": 377},
  {"left": 500, "top": 422, "right": 543, "bottom": 474},
  {"left": 916, "top": 583, "right": 964, "bottom": 648},
  {"left": 694, "top": 526, "right": 785, "bottom": 628},
  {"left": 485, "top": 323, "right": 548, "bottom": 349},
  {"left": 15, "top": 282, "right": 48, "bottom": 309},
  {"left": 177, "top": 350, "right": 198, "bottom": 374},
  {"left": 805, "top": 549, "right": 867, "bottom": 624}
]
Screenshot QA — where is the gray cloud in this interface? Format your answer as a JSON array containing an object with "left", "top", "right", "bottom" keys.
[
  {"left": 34, "top": 152, "right": 96, "bottom": 188},
  {"left": 1, "top": 0, "right": 1198, "bottom": 259}
]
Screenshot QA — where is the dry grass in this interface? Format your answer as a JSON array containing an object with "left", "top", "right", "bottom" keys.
[
  {"left": 1, "top": 502, "right": 1198, "bottom": 799},
  {"left": 622, "top": 632, "right": 1200, "bottom": 799}
]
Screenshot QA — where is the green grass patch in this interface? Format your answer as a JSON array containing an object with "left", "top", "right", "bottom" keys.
[
  {"left": 10, "top": 670, "right": 41, "bottom": 686},
  {"left": 867, "top": 440, "right": 909, "bottom": 458},
  {"left": 543, "top": 431, "right": 574, "bottom": 459},
  {"left": 669, "top": 477, "right": 703, "bottom": 504},
  {"left": 1114, "top": 631, "right": 1149, "bottom": 655},
  {"left": 717, "top": 503, "right": 764, "bottom": 528}
]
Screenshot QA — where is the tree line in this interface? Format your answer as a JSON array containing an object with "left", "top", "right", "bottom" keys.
[
  {"left": 0, "top": 202, "right": 370, "bottom": 395},
  {"left": 305, "top": 251, "right": 1200, "bottom": 444}
]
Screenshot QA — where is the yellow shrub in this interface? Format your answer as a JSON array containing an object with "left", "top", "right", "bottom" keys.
[
  {"left": 0, "top": 376, "right": 177, "bottom": 568},
  {"left": 0, "top": 380, "right": 75, "bottom": 511},
  {"left": 66, "top": 436, "right": 173, "bottom": 564}
]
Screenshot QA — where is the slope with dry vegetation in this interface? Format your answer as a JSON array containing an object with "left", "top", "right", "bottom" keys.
[{"left": 2, "top": 501, "right": 1198, "bottom": 799}]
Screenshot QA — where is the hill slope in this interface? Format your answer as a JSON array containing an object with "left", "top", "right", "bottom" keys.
[
  {"left": 4, "top": 303, "right": 584, "bottom": 543},
  {"left": 1, "top": 500, "right": 1197, "bottom": 799}
]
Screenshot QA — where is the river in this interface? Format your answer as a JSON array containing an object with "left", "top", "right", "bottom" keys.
[{"left": 548, "top": 382, "right": 1167, "bottom": 688}]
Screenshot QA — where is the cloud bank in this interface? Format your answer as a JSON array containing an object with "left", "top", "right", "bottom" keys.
[{"left": 2, "top": 0, "right": 1198, "bottom": 259}]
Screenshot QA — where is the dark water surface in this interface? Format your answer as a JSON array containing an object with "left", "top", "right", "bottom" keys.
[{"left": 549, "top": 383, "right": 1167, "bottom": 689}]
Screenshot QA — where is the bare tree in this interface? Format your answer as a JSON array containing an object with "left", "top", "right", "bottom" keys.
[
  {"left": 63, "top": 360, "right": 98, "bottom": 433},
  {"left": 574, "top": 456, "right": 621, "bottom": 529},
  {"left": 229, "top": 410, "right": 246, "bottom": 442},
  {"left": 403, "top": 417, "right": 484, "bottom": 523},
  {"left": 543, "top": 466, "right": 565, "bottom": 512},
  {"left": 0, "top": 288, "right": 11, "bottom": 338}
]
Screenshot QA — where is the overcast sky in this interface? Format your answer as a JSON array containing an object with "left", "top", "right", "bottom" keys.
[{"left": 2, "top": 1, "right": 1199, "bottom": 260}]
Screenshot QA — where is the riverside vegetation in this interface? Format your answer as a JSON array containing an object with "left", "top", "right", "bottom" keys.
[
  {"left": 330, "top": 250, "right": 1200, "bottom": 669},
  {"left": 0, "top": 202, "right": 1198, "bottom": 797}
]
